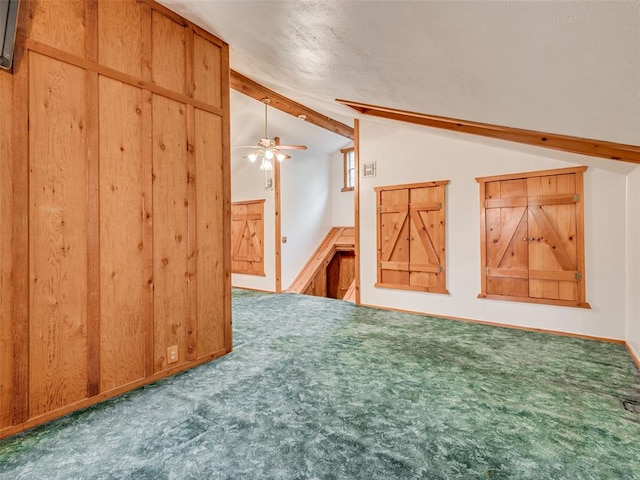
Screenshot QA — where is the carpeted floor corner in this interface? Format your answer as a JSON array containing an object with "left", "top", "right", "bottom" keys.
[{"left": 1, "top": 289, "right": 639, "bottom": 479}]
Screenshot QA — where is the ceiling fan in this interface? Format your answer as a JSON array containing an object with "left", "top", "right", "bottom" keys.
[{"left": 233, "top": 98, "right": 307, "bottom": 172}]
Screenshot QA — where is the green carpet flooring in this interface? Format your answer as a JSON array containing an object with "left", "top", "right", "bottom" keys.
[{"left": 1, "top": 289, "right": 640, "bottom": 479}]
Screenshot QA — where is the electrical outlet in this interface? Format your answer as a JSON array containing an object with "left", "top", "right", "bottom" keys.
[{"left": 167, "top": 345, "right": 178, "bottom": 364}]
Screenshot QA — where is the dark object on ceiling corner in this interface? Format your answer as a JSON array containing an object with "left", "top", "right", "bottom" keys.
[{"left": 0, "top": 0, "right": 19, "bottom": 70}]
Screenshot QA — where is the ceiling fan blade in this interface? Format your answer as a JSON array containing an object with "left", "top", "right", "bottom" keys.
[{"left": 277, "top": 145, "right": 308, "bottom": 150}]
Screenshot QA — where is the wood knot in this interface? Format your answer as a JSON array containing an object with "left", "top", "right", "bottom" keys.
[
  {"left": 138, "top": 242, "right": 143, "bottom": 250},
  {"left": 135, "top": 108, "right": 141, "bottom": 114},
  {"left": 162, "top": 258, "right": 169, "bottom": 266},
  {"left": 160, "top": 144, "right": 166, "bottom": 151}
]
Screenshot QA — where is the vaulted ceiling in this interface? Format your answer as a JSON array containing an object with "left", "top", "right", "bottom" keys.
[{"left": 160, "top": 0, "right": 640, "bottom": 147}]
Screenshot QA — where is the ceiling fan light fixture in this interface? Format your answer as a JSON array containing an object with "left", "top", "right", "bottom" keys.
[
  {"left": 276, "top": 152, "right": 286, "bottom": 162},
  {"left": 259, "top": 158, "right": 273, "bottom": 171},
  {"left": 248, "top": 152, "right": 258, "bottom": 163},
  {"left": 264, "top": 149, "right": 274, "bottom": 160}
]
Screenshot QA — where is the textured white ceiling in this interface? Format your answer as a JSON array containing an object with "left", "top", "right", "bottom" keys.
[{"left": 161, "top": 0, "right": 640, "bottom": 146}]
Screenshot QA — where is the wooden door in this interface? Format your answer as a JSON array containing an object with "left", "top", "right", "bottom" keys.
[
  {"left": 408, "top": 184, "right": 447, "bottom": 293},
  {"left": 231, "top": 200, "right": 265, "bottom": 275},
  {"left": 377, "top": 188, "right": 409, "bottom": 286}
]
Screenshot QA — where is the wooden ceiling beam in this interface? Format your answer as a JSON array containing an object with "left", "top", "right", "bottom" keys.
[
  {"left": 231, "top": 70, "right": 354, "bottom": 140},
  {"left": 336, "top": 99, "right": 640, "bottom": 165}
]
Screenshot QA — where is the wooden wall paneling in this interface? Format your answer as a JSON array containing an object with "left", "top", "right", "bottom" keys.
[
  {"left": 98, "top": 77, "right": 145, "bottom": 391},
  {"left": 29, "top": 53, "right": 89, "bottom": 416},
  {"left": 193, "top": 34, "right": 222, "bottom": 108},
  {"left": 141, "top": 88, "right": 154, "bottom": 378},
  {"left": 28, "top": 0, "right": 86, "bottom": 58},
  {"left": 220, "top": 40, "right": 232, "bottom": 354},
  {"left": 152, "top": 94, "right": 189, "bottom": 372},
  {"left": 186, "top": 105, "right": 197, "bottom": 361},
  {"left": 86, "top": 0, "right": 100, "bottom": 397},
  {"left": 98, "top": 0, "right": 145, "bottom": 78},
  {"left": 9, "top": 46, "right": 29, "bottom": 426},
  {"left": 195, "top": 108, "right": 226, "bottom": 358},
  {"left": 0, "top": 69, "right": 14, "bottom": 428},
  {"left": 140, "top": 0, "right": 154, "bottom": 377},
  {"left": 151, "top": 11, "right": 186, "bottom": 95}
]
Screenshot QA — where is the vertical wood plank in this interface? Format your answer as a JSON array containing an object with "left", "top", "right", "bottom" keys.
[
  {"left": 99, "top": 77, "right": 145, "bottom": 392},
  {"left": 85, "top": 0, "right": 100, "bottom": 398},
  {"left": 193, "top": 34, "right": 222, "bottom": 107},
  {"left": 152, "top": 11, "right": 186, "bottom": 95},
  {"left": 221, "top": 43, "right": 232, "bottom": 353},
  {"left": 29, "top": 53, "right": 88, "bottom": 416},
  {"left": 152, "top": 94, "right": 188, "bottom": 372},
  {"left": 0, "top": 67, "right": 15, "bottom": 428},
  {"left": 28, "top": 0, "right": 86, "bottom": 58},
  {"left": 98, "top": 0, "right": 145, "bottom": 78},
  {"left": 140, "top": 0, "right": 154, "bottom": 378},
  {"left": 10, "top": 46, "right": 29, "bottom": 425},
  {"left": 141, "top": 88, "right": 154, "bottom": 378},
  {"left": 185, "top": 28, "right": 194, "bottom": 98},
  {"left": 186, "top": 104, "right": 197, "bottom": 361},
  {"left": 195, "top": 109, "right": 226, "bottom": 357}
]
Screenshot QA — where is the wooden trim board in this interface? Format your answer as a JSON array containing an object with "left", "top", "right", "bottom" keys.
[
  {"left": 626, "top": 343, "right": 640, "bottom": 372},
  {"left": 336, "top": 99, "right": 640, "bottom": 165},
  {"left": 353, "top": 119, "right": 361, "bottom": 305},
  {"left": 358, "top": 302, "right": 625, "bottom": 345},
  {"left": 231, "top": 70, "right": 354, "bottom": 140}
]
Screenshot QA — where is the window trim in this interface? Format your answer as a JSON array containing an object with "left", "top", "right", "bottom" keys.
[{"left": 341, "top": 147, "right": 355, "bottom": 192}]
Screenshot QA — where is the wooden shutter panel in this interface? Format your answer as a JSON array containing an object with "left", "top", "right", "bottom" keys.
[
  {"left": 409, "top": 184, "right": 447, "bottom": 293},
  {"left": 478, "top": 166, "right": 589, "bottom": 308},
  {"left": 484, "top": 178, "right": 529, "bottom": 297},
  {"left": 375, "top": 181, "right": 449, "bottom": 293},
  {"left": 231, "top": 200, "right": 265, "bottom": 276},
  {"left": 377, "top": 188, "right": 410, "bottom": 286},
  {"left": 526, "top": 173, "right": 581, "bottom": 302}
]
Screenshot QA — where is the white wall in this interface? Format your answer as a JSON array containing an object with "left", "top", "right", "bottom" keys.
[
  {"left": 626, "top": 166, "right": 640, "bottom": 360},
  {"left": 231, "top": 161, "right": 276, "bottom": 292},
  {"left": 280, "top": 151, "right": 333, "bottom": 289},
  {"left": 330, "top": 144, "right": 355, "bottom": 226},
  {"left": 359, "top": 118, "right": 628, "bottom": 340}
]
